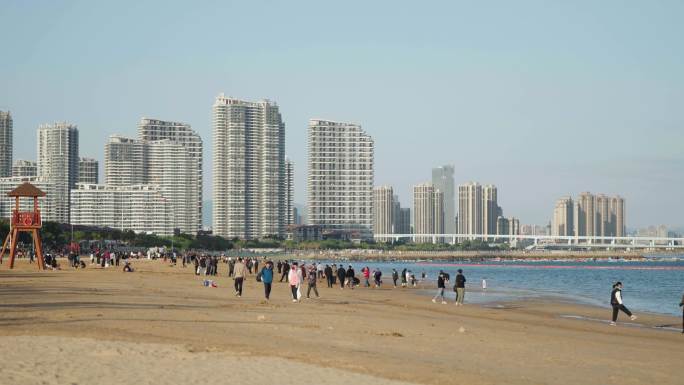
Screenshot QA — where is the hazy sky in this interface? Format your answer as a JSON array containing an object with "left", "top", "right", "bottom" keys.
[{"left": 1, "top": 0, "right": 682, "bottom": 229}]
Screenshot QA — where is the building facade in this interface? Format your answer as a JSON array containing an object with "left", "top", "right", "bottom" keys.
[
  {"left": 482, "top": 184, "right": 501, "bottom": 237},
  {"left": 213, "top": 95, "right": 286, "bottom": 239},
  {"left": 555, "top": 192, "right": 625, "bottom": 239},
  {"left": 139, "top": 117, "right": 203, "bottom": 233},
  {"left": 458, "top": 182, "right": 483, "bottom": 237},
  {"left": 413, "top": 183, "right": 444, "bottom": 243},
  {"left": 70, "top": 183, "right": 172, "bottom": 235},
  {"left": 308, "top": 119, "right": 374, "bottom": 239},
  {"left": 146, "top": 139, "right": 201, "bottom": 234},
  {"left": 104, "top": 135, "right": 147, "bottom": 186},
  {"left": 37, "top": 122, "right": 79, "bottom": 223},
  {"left": 285, "top": 158, "right": 295, "bottom": 225},
  {"left": 0, "top": 111, "right": 12, "bottom": 177},
  {"left": 431, "top": 165, "right": 456, "bottom": 234},
  {"left": 12, "top": 160, "right": 37, "bottom": 177},
  {"left": 78, "top": 157, "right": 99, "bottom": 184},
  {"left": 373, "top": 186, "right": 394, "bottom": 241},
  {"left": 0, "top": 176, "right": 58, "bottom": 222}
]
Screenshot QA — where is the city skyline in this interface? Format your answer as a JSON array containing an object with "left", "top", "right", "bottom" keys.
[{"left": 2, "top": 1, "right": 683, "bottom": 229}]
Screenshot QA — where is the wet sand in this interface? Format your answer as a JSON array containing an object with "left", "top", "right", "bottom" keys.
[{"left": 1, "top": 259, "right": 682, "bottom": 385}]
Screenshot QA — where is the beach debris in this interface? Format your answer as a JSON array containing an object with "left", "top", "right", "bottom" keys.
[
  {"left": 459, "top": 326, "right": 466, "bottom": 333},
  {"left": 257, "top": 315, "right": 266, "bottom": 321},
  {"left": 378, "top": 331, "right": 404, "bottom": 337}
]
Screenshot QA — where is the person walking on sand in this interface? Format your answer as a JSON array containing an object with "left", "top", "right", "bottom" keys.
[
  {"left": 454, "top": 269, "right": 466, "bottom": 306},
  {"left": 288, "top": 262, "right": 301, "bottom": 302},
  {"left": 432, "top": 270, "right": 448, "bottom": 304},
  {"left": 679, "top": 293, "right": 683, "bottom": 333},
  {"left": 401, "top": 268, "right": 408, "bottom": 287},
  {"left": 337, "top": 264, "right": 347, "bottom": 290},
  {"left": 306, "top": 265, "right": 320, "bottom": 299},
  {"left": 392, "top": 269, "right": 399, "bottom": 288},
  {"left": 346, "top": 265, "right": 356, "bottom": 289},
  {"left": 280, "top": 260, "right": 290, "bottom": 283},
  {"left": 363, "top": 267, "right": 371, "bottom": 287},
  {"left": 261, "top": 261, "right": 274, "bottom": 300},
  {"left": 325, "top": 264, "right": 334, "bottom": 288},
  {"left": 233, "top": 257, "right": 247, "bottom": 297},
  {"left": 610, "top": 282, "right": 637, "bottom": 325}
]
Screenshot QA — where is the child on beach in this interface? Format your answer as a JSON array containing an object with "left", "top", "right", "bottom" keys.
[{"left": 610, "top": 282, "right": 637, "bottom": 325}]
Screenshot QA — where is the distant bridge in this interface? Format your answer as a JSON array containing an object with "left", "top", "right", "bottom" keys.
[{"left": 373, "top": 234, "right": 684, "bottom": 250}]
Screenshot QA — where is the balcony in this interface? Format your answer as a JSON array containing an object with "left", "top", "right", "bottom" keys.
[{"left": 11, "top": 211, "right": 42, "bottom": 228}]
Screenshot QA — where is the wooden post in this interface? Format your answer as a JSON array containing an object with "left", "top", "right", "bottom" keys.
[
  {"left": 8, "top": 228, "right": 18, "bottom": 269},
  {"left": 0, "top": 233, "right": 9, "bottom": 264},
  {"left": 33, "top": 229, "right": 45, "bottom": 270}
]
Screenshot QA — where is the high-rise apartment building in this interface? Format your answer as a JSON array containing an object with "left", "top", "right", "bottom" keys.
[
  {"left": 12, "top": 160, "right": 37, "bottom": 177},
  {"left": 78, "top": 157, "right": 99, "bottom": 184},
  {"left": 308, "top": 119, "right": 374, "bottom": 239},
  {"left": 610, "top": 196, "right": 626, "bottom": 237},
  {"left": 139, "top": 117, "right": 203, "bottom": 232},
  {"left": 0, "top": 111, "right": 12, "bottom": 177},
  {"left": 105, "top": 136, "right": 146, "bottom": 186},
  {"left": 37, "top": 122, "right": 79, "bottom": 223},
  {"left": 482, "top": 184, "right": 501, "bottom": 237},
  {"left": 213, "top": 95, "right": 286, "bottom": 239},
  {"left": 373, "top": 186, "right": 394, "bottom": 241},
  {"left": 391, "top": 194, "right": 412, "bottom": 235},
  {"left": 146, "top": 139, "right": 201, "bottom": 234},
  {"left": 70, "top": 183, "right": 171, "bottom": 235},
  {"left": 574, "top": 192, "right": 595, "bottom": 237},
  {"left": 552, "top": 197, "right": 574, "bottom": 236},
  {"left": 413, "top": 183, "right": 444, "bottom": 243},
  {"left": 496, "top": 216, "right": 520, "bottom": 237},
  {"left": 458, "top": 182, "right": 483, "bottom": 237},
  {"left": 103, "top": 121, "right": 203, "bottom": 235},
  {"left": 432, "top": 165, "right": 455, "bottom": 233},
  {"left": 557, "top": 192, "right": 625, "bottom": 238},
  {"left": 285, "top": 158, "right": 295, "bottom": 225}
]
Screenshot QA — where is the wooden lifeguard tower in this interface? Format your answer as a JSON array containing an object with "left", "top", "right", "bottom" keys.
[{"left": 0, "top": 182, "right": 46, "bottom": 270}]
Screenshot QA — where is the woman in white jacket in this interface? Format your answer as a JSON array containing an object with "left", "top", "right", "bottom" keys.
[{"left": 610, "top": 282, "right": 637, "bottom": 326}]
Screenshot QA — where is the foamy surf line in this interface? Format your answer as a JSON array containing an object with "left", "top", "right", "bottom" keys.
[
  {"left": 416, "top": 263, "right": 684, "bottom": 271},
  {"left": 559, "top": 314, "right": 682, "bottom": 332}
]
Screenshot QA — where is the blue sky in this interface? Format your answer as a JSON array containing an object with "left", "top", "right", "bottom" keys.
[{"left": 1, "top": 0, "right": 682, "bottom": 228}]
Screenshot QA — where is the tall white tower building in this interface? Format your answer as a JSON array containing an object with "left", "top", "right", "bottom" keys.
[
  {"left": 413, "top": 183, "right": 444, "bottom": 243},
  {"left": 0, "top": 111, "right": 12, "bottom": 177},
  {"left": 308, "top": 119, "right": 374, "bottom": 239},
  {"left": 38, "top": 122, "right": 79, "bottom": 223},
  {"left": 212, "top": 95, "right": 286, "bottom": 239},
  {"left": 432, "top": 165, "right": 455, "bottom": 233}
]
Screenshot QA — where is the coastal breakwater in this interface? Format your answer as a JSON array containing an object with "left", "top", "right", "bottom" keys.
[{"left": 283, "top": 250, "right": 656, "bottom": 261}]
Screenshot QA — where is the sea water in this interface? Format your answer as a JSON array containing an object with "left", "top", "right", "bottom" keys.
[{"left": 319, "top": 257, "right": 684, "bottom": 316}]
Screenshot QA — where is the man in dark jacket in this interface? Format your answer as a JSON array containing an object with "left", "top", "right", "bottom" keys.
[
  {"left": 337, "top": 265, "right": 346, "bottom": 290},
  {"left": 280, "top": 261, "right": 290, "bottom": 282},
  {"left": 346, "top": 265, "right": 355, "bottom": 289},
  {"left": 454, "top": 269, "right": 466, "bottom": 306},
  {"left": 324, "top": 265, "right": 334, "bottom": 288},
  {"left": 679, "top": 294, "right": 684, "bottom": 333}
]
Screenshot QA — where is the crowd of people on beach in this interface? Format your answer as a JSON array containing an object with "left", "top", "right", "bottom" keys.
[{"left": 5, "top": 246, "right": 684, "bottom": 333}]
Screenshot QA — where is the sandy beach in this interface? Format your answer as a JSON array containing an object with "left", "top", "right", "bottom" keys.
[{"left": 1, "top": 259, "right": 682, "bottom": 385}]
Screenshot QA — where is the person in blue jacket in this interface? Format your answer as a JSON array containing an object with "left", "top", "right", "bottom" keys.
[{"left": 261, "top": 261, "right": 274, "bottom": 300}]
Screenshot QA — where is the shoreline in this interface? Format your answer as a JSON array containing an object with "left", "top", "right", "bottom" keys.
[{"left": 1, "top": 259, "right": 682, "bottom": 385}]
